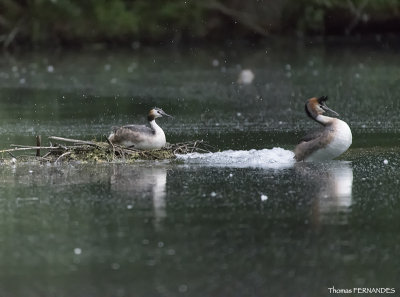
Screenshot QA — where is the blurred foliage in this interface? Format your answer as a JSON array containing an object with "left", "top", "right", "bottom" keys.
[
  {"left": 0, "top": 0, "right": 206, "bottom": 46},
  {"left": 1, "top": 0, "right": 400, "bottom": 47}
]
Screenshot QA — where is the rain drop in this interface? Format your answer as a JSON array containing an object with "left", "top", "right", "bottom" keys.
[
  {"left": 74, "top": 248, "right": 82, "bottom": 255},
  {"left": 167, "top": 249, "right": 176, "bottom": 255},
  {"left": 111, "top": 263, "right": 120, "bottom": 270},
  {"left": 178, "top": 284, "right": 188, "bottom": 293},
  {"left": 237, "top": 69, "right": 254, "bottom": 84}
]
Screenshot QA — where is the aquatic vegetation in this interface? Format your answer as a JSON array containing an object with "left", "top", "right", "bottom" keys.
[{"left": 0, "top": 136, "right": 213, "bottom": 164}]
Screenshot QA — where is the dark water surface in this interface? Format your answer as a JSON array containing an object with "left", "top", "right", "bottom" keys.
[{"left": 0, "top": 42, "right": 399, "bottom": 296}]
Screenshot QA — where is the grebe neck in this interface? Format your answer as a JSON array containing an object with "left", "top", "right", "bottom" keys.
[{"left": 316, "top": 115, "right": 334, "bottom": 126}]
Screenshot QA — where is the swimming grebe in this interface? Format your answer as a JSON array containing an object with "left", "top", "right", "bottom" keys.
[
  {"left": 108, "top": 107, "right": 172, "bottom": 150},
  {"left": 294, "top": 96, "right": 352, "bottom": 162}
]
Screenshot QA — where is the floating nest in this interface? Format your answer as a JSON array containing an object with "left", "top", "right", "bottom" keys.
[{"left": 0, "top": 136, "right": 214, "bottom": 164}]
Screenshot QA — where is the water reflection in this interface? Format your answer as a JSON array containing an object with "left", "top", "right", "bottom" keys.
[
  {"left": 110, "top": 165, "right": 167, "bottom": 225},
  {"left": 295, "top": 161, "right": 353, "bottom": 224},
  {"left": 0, "top": 163, "right": 168, "bottom": 225},
  {"left": 1, "top": 159, "right": 399, "bottom": 296}
]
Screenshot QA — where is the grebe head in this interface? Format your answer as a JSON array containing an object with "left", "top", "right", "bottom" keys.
[
  {"left": 305, "top": 96, "right": 339, "bottom": 120},
  {"left": 148, "top": 107, "right": 172, "bottom": 121}
]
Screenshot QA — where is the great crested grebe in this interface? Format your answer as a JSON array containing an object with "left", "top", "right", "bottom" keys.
[
  {"left": 108, "top": 107, "right": 172, "bottom": 150},
  {"left": 294, "top": 96, "right": 352, "bottom": 162}
]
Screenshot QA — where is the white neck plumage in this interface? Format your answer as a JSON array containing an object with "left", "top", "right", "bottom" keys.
[
  {"left": 316, "top": 115, "right": 335, "bottom": 126},
  {"left": 149, "top": 120, "right": 163, "bottom": 133}
]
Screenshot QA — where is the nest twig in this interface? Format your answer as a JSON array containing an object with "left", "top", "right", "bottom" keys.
[{"left": 0, "top": 136, "right": 215, "bottom": 164}]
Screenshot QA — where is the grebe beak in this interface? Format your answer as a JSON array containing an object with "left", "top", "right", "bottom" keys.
[
  {"left": 159, "top": 110, "right": 173, "bottom": 118},
  {"left": 317, "top": 95, "right": 339, "bottom": 117},
  {"left": 321, "top": 104, "right": 339, "bottom": 116}
]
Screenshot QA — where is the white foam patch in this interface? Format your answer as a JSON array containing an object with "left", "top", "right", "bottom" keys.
[{"left": 177, "top": 147, "right": 295, "bottom": 169}]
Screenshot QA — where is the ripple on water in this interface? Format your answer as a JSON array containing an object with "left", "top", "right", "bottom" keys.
[{"left": 177, "top": 147, "right": 295, "bottom": 169}]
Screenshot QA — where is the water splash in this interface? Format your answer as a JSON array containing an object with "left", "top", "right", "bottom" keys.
[{"left": 177, "top": 147, "right": 295, "bottom": 169}]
